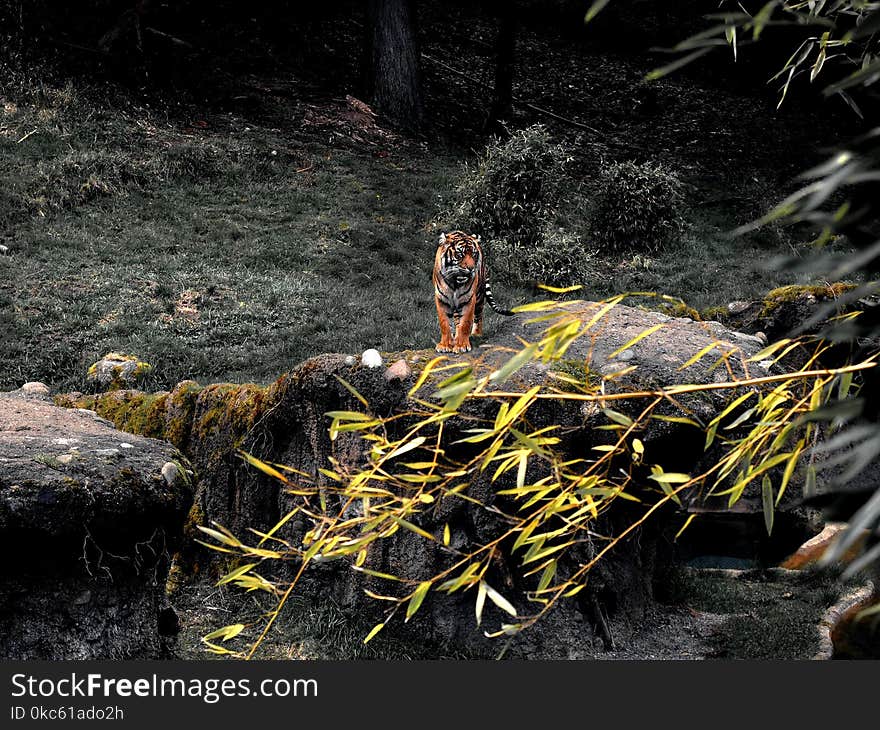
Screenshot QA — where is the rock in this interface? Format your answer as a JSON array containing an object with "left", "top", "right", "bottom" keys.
[
  {"left": 20, "top": 381, "right": 50, "bottom": 397},
  {"left": 161, "top": 461, "right": 181, "bottom": 486},
  {"left": 720, "top": 283, "right": 860, "bottom": 351},
  {"left": 0, "top": 244, "right": 9, "bottom": 255},
  {"left": 384, "top": 358, "right": 412, "bottom": 382},
  {"left": 51, "top": 300, "right": 825, "bottom": 657},
  {"left": 87, "top": 352, "right": 152, "bottom": 392},
  {"left": 344, "top": 355, "right": 357, "bottom": 367},
  {"left": 0, "top": 389, "right": 193, "bottom": 659},
  {"left": 361, "top": 349, "right": 383, "bottom": 368}
]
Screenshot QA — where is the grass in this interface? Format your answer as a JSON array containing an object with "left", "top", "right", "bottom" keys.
[
  {"left": 659, "top": 566, "right": 855, "bottom": 659},
  {"left": 0, "top": 55, "right": 849, "bottom": 394},
  {"left": 0, "top": 79, "right": 494, "bottom": 391}
]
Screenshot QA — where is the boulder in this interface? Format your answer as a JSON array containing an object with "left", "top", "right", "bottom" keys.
[
  {"left": 0, "top": 385, "right": 193, "bottom": 659},
  {"left": 87, "top": 352, "right": 153, "bottom": 391},
  {"left": 54, "top": 300, "right": 823, "bottom": 657}
]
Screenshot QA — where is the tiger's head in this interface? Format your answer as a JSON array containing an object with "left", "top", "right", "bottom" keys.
[{"left": 438, "top": 231, "right": 482, "bottom": 286}]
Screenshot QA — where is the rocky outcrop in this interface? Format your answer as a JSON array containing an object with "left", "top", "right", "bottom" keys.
[
  {"left": 52, "top": 300, "right": 824, "bottom": 657},
  {"left": 709, "top": 283, "right": 862, "bottom": 346},
  {"left": 0, "top": 385, "right": 193, "bottom": 659}
]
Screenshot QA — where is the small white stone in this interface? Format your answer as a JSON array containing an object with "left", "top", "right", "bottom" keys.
[
  {"left": 119, "top": 442, "right": 134, "bottom": 449},
  {"left": 344, "top": 355, "right": 357, "bottom": 367},
  {"left": 361, "top": 349, "right": 383, "bottom": 368},
  {"left": 95, "top": 448, "right": 120, "bottom": 458},
  {"left": 161, "top": 461, "right": 180, "bottom": 486},
  {"left": 56, "top": 454, "right": 75, "bottom": 465}
]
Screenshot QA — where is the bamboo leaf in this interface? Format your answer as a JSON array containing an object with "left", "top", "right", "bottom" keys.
[
  {"left": 408, "top": 355, "right": 448, "bottom": 396},
  {"left": 490, "top": 343, "right": 540, "bottom": 385},
  {"left": 197, "top": 525, "right": 242, "bottom": 548},
  {"left": 238, "top": 451, "right": 289, "bottom": 484},
  {"left": 383, "top": 436, "right": 427, "bottom": 462},
  {"left": 484, "top": 583, "right": 518, "bottom": 617},
  {"left": 607, "top": 323, "right": 664, "bottom": 360},
  {"left": 334, "top": 375, "right": 369, "bottom": 408},
  {"left": 675, "top": 514, "right": 697, "bottom": 541},
  {"left": 363, "top": 622, "right": 386, "bottom": 644},
  {"left": 475, "top": 580, "right": 488, "bottom": 626},
  {"left": 584, "top": 0, "right": 610, "bottom": 24},
  {"left": 537, "top": 283, "right": 583, "bottom": 293},
  {"left": 602, "top": 408, "right": 634, "bottom": 427},
  {"left": 762, "top": 476, "right": 775, "bottom": 535},
  {"left": 217, "top": 562, "right": 258, "bottom": 587},
  {"left": 406, "top": 580, "right": 432, "bottom": 622},
  {"left": 203, "top": 623, "right": 245, "bottom": 642},
  {"left": 536, "top": 560, "right": 557, "bottom": 592}
]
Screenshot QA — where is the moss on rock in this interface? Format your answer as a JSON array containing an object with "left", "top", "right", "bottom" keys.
[{"left": 760, "top": 282, "right": 857, "bottom": 317}]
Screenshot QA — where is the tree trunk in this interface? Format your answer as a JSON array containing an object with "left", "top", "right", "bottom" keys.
[
  {"left": 486, "top": 0, "right": 517, "bottom": 136},
  {"left": 367, "top": 0, "right": 424, "bottom": 131}
]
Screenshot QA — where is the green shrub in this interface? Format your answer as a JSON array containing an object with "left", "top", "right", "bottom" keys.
[
  {"left": 591, "top": 160, "right": 685, "bottom": 254},
  {"left": 489, "top": 227, "right": 594, "bottom": 287},
  {"left": 443, "top": 124, "right": 572, "bottom": 247}
]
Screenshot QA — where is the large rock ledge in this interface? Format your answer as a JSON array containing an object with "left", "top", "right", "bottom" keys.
[
  {"left": 48, "top": 300, "right": 824, "bottom": 657},
  {"left": 0, "top": 386, "right": 193, "bottom": 659}
]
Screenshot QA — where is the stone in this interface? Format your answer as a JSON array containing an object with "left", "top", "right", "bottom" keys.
[
  {"left": 48, "top": 300, "right": 828, "bottom": 658},
  {"left": 161, "top": 461, "right": 181, "bottom": 486},
  {"left": 21, "top": 381, "right": 50, "bottom": 397},
  {"left": 344, "top": 355, "right": 357, "bottom": 367},
  {"left": 87, "top": 352, "right": 152, "bottom": 392},
  {"left": 360, "top": 348, "right": 383, "bottom": 368},
  {"left": 384, "top": 358, "right": 412, "bottom": 381},
  {"left": 0, "top": 389, "right": 193, "bottom": 659},
  {"left": 727, "top": 300, "right": 752, "bottom": 314}
]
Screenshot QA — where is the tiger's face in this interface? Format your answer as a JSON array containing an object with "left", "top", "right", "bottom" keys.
[{"left": 438, "top": 231, "right": 481, "bottom": 286}]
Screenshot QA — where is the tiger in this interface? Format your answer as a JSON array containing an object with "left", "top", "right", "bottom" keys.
[{"left": 433, "top": 230, "right": 513, "bottom": 354}]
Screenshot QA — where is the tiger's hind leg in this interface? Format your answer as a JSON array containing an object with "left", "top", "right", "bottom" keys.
[{"left": 472, "top": 296, "right": 485, "bottom": 336}]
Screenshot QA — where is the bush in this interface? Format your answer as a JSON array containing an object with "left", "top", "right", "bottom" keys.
[
  {"left": 489, "top": 227, "right": 594, "bottom": 287},
  {"left": 444, "top": 124, "right": 572, "bottom": 247},
  {"left": 591, "top": 160, "right": 685, "bottom": 254}
]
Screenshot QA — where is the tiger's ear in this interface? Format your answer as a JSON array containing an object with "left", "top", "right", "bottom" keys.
[{"left": 439, "top": 232, "right": 447, "bottom": 245}]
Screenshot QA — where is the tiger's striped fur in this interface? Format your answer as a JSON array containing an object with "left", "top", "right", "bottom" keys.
[{"left": 433, "top": 230, "right": 512, "bottom": 354}]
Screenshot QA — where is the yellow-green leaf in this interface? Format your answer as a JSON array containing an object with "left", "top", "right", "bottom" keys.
[
  {"left": 203, "top": 623, "right": 245, "bottom": 642},
  {"left": 217, "top": 562, "right": 258, "bottom": 587},
  {"left": 334, "top": 375, "right": 369, "bottom": 407},
  {"left": 490, "top": 343, "right": 540, "bottom": 385},
  {"left": 406, "top": 580, "right": 432, "bottom": 622},
  {"left": 363, "top": 622, "right": 385, "bottom": 644},
  {"left": 238, "top": 451, "right": 289, "bottom": 484}
]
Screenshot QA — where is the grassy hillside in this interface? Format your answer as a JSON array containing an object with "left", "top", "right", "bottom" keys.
[{"left": 0, "top": 6, "right": 857, "bottom": 392}]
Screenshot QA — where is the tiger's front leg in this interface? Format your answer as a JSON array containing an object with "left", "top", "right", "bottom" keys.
[
  {"left": 435, "top": 295, "right": 455, "bottom": 352},
  {"left": 452, "top": 303, "right": 475, "bottom": 353}
]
